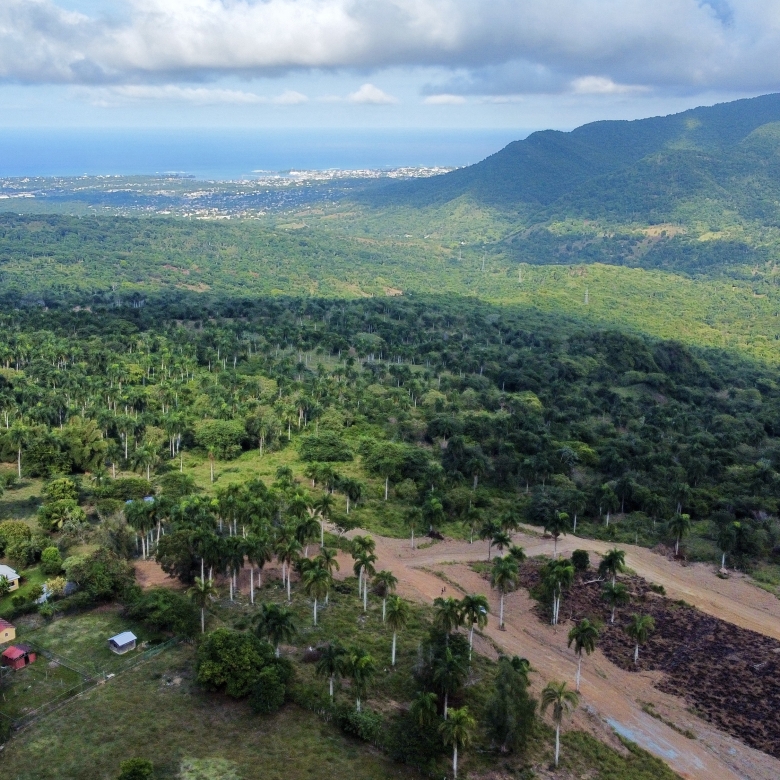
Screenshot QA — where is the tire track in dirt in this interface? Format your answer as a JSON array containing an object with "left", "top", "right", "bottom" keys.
[{"left": 350, "top": 529, "right": 780, "bottom": 780}]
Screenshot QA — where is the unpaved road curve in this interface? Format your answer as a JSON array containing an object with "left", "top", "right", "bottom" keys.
[{"left": 339, "top": 527, "right": 780, "bottom": 780}]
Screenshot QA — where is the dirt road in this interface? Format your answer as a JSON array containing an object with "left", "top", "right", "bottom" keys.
[{"left": 341, "top": 527, "right": 780, "bottom": 780}]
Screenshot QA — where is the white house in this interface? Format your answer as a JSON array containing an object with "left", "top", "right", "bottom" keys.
[{"left": 0, "top": 565, "right": 20, "bottom": 592}]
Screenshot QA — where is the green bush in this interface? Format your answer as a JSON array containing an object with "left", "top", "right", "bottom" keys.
[
  {"left": 571, "top": 549, "right": 590, "bottom": 572},
  {"left": 104, "top": 478, "right": 153, "bottom": 501},
  {"left": 0, "top": 519, "right": 31, "bottom": 554},
  {"left": 334, "top": 706, "right": 384, "bottom": 745},
  {"left": 248, "top": 667, "right": 286, "bottom": 714},
  {"left": 43, "top": 477, "right": 78, "bottom": 502},
  {"left": 125, "top": 588, "right": 199, "bottom": 638},
  {"left": 299, "top": 432, "right": 353, "bottom": 462},
  {"left": 117, "top": 758, "right": 154, "bottom": 780},
  {"left": 40, "top": 546, "right": 64, "bottom": 575}
]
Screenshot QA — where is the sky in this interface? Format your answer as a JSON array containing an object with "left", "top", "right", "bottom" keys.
[{"left": 0, "top": 0, "right": 778, "bottom": 132}]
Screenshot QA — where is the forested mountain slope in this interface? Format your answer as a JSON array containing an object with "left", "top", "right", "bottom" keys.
[{"left": 356, "top": 94, "right": 780, "bottom": 276}]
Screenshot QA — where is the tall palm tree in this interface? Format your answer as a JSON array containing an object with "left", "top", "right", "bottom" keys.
[
  {"left": 223, "top": 536, "right": 246, "bottom": 602},
  {"left": 439, "top": 706, "right": 475, "bottom": 780},
  {"left": 667, "top": 513, "right": 692, "bottom": 556},
  {"left": 625, "top": 613, "right": 655, "bottom": 665},
  {"left": 433, "top": 646, "right": 468, "bottom": 720},
  {"left": 316, "top": 547, "right": 339, "bottom": 604},
  {"left": 385, "top": 594, "right": 410, "bottom": 666},
  {"left": 717, "top": 522, "right": 737, "bottom": 570},
  {"left": 491, "top": 530, "right": 512, "bottom": 557},
  {"left": 296, "top": 513, "right": 321, "bottom": 557},
  {"left": 353, "top": 552, "right": 377, "bottom": 611},
  {"left": 432, "top": 596, "right": 463, "bottom": 642},
  {"left": 372, "top": 570, "right": 398, "bottom": 622},
  {"left": 545, "top": 558, "right": 574, "bottom": 626},
  {"left": 255, "top": 603, "right": 297, "bottom": 657},
  {"left": 7, "top": 421, "right": 29, "bottom": 478},
  {"left": 598, "top": 548, "right": 626, "bottom": 586},
  {"left": 409, "top": 691, "right": 439, "bottom": 727},
  {"left": 187, "top": 576, "right": 214, "bottom": 634},
  {"left": 346, "top": 647, "right": 376, "bottom": 712},
  {"left": 459, "top": 594, "right": 489, "bottom": 658},
  {"left": 244, "top": 533, "right": 272, "bottom": 603},
  {"left": 540, "top": 681, "right": 579, "bottom": 768},
  {"left": 490, "top": 556, "right": 519, "bottom": 630},
  {"left": 567, "top": 618, "right": 599, "bottom": 692},
  {"left": 404, "top": 507, "right": 422, "bottom": 550},
  {"left": 276, "top": 536, "right": 302, "bottom": 602},
  {"left": 545, "top": 511, "right": 569, "bottom": 558},
  {"left": 602, "top": 581, "right": 630, "bottom": 625},
  {"left": 479, "top": 519, "right": 501, "bottom": 560},
  {"left": 303, "top": 565, "right": 332, "bottom": 626},
  {"left": 316, "top": 642, "right": 347, "bottom": 700}
]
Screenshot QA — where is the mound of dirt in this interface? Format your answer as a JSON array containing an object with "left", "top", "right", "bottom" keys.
[{"left": 514, "top": 561, "right": 780, "bottom": 760}]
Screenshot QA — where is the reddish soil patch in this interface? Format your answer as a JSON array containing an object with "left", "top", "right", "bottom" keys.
[
  {"left": 509, "top": 561, "right": 780, "bottom": 760},
  {"left": 134, "top": 560, "right": 184, "bottom": 590}
]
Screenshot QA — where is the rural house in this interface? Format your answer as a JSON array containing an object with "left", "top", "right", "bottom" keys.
[
  {"left": 1, "top": 644, "right": 36, "bottom": 670},
  {"left": 0, "top": 565, "right": 20, "bottom": 591},
  {"left": 0, "top": 619, "right": 16, "bottom": 644},
  {"left": 108, "top": 631, "right": 137, "bottom": 654}
]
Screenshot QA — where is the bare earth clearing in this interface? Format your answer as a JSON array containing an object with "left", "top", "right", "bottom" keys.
[
  {"left": 140, "top": 526, "right": 780, "bottom": 780},
  {"left": 338, "top": 527, "right": 780, "bottom": 780}
]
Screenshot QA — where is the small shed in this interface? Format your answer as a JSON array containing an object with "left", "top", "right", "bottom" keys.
[
  {"left": 108, "top": 631, "right": 137, "bottom": 654},
  {"left": 0, "top": 619, "right": 16, "bottom": 644},
  {"left": 1, "top": 644, "right": 36, "bottom": 671},
  {"left": 0, "top": 565, "right": 20, "bottom": 592}
]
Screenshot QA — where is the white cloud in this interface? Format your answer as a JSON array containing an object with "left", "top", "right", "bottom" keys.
[
  {"left": 272, "top": 90, "right": 309, "bottom": 104},
  {"left": 2, "top": 0, "right": 780, "bottom": 100},
  {"left": 570, "top": 76, "right": 650, "bottom": 95},
  {"left": 423, "top": 94, "right": 467, "bottom": 104},
  {"left": 347, "top": 83, "right": 398, "bottom": 104}
]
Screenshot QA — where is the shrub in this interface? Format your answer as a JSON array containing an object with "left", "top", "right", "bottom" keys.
[
  {"left": 37, "top": 499, "right": 87, "bottom": 533},
  {"left": 45, "top": 576, "right": 67, "bottom": 597},
  {"left": 196, "top": 629, "right": 275, "bottom": 698},
  {"left": 117, "top": 758, "right": 154, "bottom": 780},
  {"left": 571, "top": 549, "right": 590, "bottom": 572},
  {"left": 334, "top": 706, "right": 384, "bottom": 745},
  {"left": 125, "top": 588, "right": 199, "bottom": 638},
  {"left": 249, "top": 666, "right": 286, "bottom": 714},
  {"left": 299, "top": 432, "right": 353, "bottom": 462},
  {"left": 7, "top": 538, "right": 41, "bottom": 569},
  {"left": 0, "top": 519, "right": 31, "bottom": 554},
  {"left": 105, "top": 477, "right": 153, "bottom": 501},
  {"left": 66, "top": 548, "right": 135, "bottom": 602},
  {"left": 43, "top": 477, "right": 78, "bottom": 502},
  {"left": 40, "top": 546, "right": 64, "bottom": 575},
  {"left": 39, "top": 602, "right": 55, "bottom": 619},
  {"left": 194, "top": 419, "right": 245, "bottom": 460}
]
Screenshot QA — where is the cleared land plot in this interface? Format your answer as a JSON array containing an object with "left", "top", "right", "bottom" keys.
[{"left": 0, "top": 660, "right": 85, "bottom": 721}]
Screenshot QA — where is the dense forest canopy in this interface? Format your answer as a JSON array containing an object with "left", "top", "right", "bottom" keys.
[{"left": 1, "top": 293, "right": 778, "bottom": 570}]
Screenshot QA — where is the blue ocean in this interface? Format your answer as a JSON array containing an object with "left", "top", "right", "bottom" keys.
[{"left": 0, "top": 128, "right": 529, "bottom": 179}]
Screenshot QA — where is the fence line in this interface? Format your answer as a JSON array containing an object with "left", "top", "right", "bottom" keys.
[{"left": 0, "top": 638, "right": 181, "bottom": 734}]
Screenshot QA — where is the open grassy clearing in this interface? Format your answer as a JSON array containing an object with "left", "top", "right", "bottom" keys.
[
  {"left": 3, "top": 645, "right": 417, "bottom": 780},
  {"left": 0, "top": 658, "right": 84, "bottom": 721}
]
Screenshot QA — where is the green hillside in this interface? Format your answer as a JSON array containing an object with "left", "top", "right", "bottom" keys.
[{"left": 355, "top": 94, "right": 780, "bottom": 277}]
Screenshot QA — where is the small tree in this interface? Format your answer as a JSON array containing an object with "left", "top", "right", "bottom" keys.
[
  {"left": 667, "top": 513, "right": 692, "bottom": 556},
  {"left": 567, "top": 618, "right": 599, "bottom": 692},
  {"left": 439, "top": 706, "right": 476, "bottom": 780},
  {"left": 255, "top": 603, "right": 297, "bottom": 657},
  {"left": 625, "top": 613, "right": 655, "bottom": 665},
  {"left": 540, "top": 681, "right": 579, "bottom": 768}
]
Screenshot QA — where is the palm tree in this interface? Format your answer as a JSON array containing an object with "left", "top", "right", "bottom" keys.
[
  {"left": 540, "top": 681, "right": 579, "bottom": 768},
  {"left": 353, "top": 552, "right": 377, "bottom": 611},
  {"left": 431, "top": 596, "right": 460, "bottom": 638},
  {"left": 296, "top": 513, "right": 321, "bottom": 557},
  {"left": 598, "top": 548, "right": 626, "bottom": 586},
  {"left": 346, "top": 647, "right": 376, "bottom": 712},
  {"left": 545, "top": 511, "right": 569, "bottom": 558},
  {"left": 567, "top": 618, "right": 599, "bottom": 692},
  {"left": 433, "top": 646, "right": 468, "bottom": 719},
  {"left": 255, "top": 603, "right": 297, "bottom": 657},
  {"left": 667, "top": 513, "right": 692, "bottom": 556},
  {"left": 303, "top": 565, "right": 332, "bottom": 626},
  {"left": 409, "top": 691, "right": 439, "bottom": 727},
  {"left": 386, "top": 594, "right": 410, "bottom": 666},
  {"left": 479, "top": 519, "right": 500, "bottom": 560},
  {"left": 717, "top": 522, "right": 737, "bottom": 570},
  {"left": 244, "top": 533, "right": 272, "bottom": 603},
  {"left": 491, "top": 530, "right": 512, "bottom": 557},
  {"left": 459, "top": 593, "right": 489, "bottom": 659},
  {"left": 544, "top": 558, "right": 574, "bottom": 626},
  {"left": 625, "top": 613, "right": 655, "bottom": 665},
  {"left": 276, "top": 536, "right": 302, "bottom": 602},
  {"left": 316, "top": 547, "right": 339, "bottom": 604},
  {"left": 439, "top": 706, "right": 476, "bottom": 780},
  {"left": 223, "top": 536, "right": 246, "bottom": 602},
  {"left": 490, "top": 556, "right": 519, "bottom": 630},
  {"left": 187, "top": 576, "right": 214, "bottom": 634},
  {"left": 602, "top": 581, "right": 629, "bottom": 625},
  {"left": 7, "top": 422, "right": 29, "bottom": 479},
  {"left": 316, "top": 642, "right": 346, "bottom": 700},
  {"left": 372, "top": 570, "right": 398, "bottom": 622},
  {"left": 405, "top": 507, "right": 422, "bottom": 550}
]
